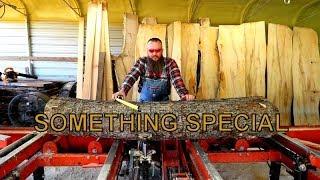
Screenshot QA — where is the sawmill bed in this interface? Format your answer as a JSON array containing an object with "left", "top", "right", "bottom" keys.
[{"left": 0, "top": 126, "right": 320, "bottom": 179}]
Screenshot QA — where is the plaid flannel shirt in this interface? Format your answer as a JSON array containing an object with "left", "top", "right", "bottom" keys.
[{"left": 121, "top": 56, "right": 188, "bottom": 98}]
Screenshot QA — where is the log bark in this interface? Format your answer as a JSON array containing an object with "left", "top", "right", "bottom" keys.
[{"left": 44, "top": 97, "right": 280, "bottom": 140}]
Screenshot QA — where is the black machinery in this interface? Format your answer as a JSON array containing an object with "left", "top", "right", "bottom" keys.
[
  {"left": 0, "top": 76, "right": 76, "bottom": 126},
  {"left": 0, "top": 67, "right": 38, "bottom": 82}
]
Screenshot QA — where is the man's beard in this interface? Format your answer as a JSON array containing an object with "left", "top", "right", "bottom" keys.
[{"left": 147, "top": 57, "right": 164, "bottom": 72}]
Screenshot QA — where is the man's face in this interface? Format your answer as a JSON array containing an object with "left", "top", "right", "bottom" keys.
[{"left": 147, "top": 41, "right": 163, "bottom": 61}]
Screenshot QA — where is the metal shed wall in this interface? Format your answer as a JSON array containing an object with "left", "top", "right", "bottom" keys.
[{"left": 0, "top": 21, "right": 123, "bottom": 81}]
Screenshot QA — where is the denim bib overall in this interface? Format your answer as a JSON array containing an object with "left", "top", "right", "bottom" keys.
[{"left": 139, "top": 65, "right": 169, "bottom": 102}]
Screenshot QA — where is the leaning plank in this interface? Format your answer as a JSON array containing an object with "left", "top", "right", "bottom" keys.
[
  {"left": 267, "top": 23, "right": 293, "bottom": 126},
  {"left": 167, "top": 21, "right": 182, "bottom": 101},
  {"left": 196, "top": 26, "right": 219, "bottom": 100},
  {"left": 82, "top": 2, "right": 98, "bottom": 99},
  {"left": 131, "top": 24, "right": 167, "bottom": 101},
  {"left": 44, "top": 97, "right": 280, "bottom": 140},
  {"left": 76, "top": 17, "right": 85, "bottom": 99},
  {"left": 91, "top": 3, "right": 103, "bottom": 100},
  {"left": 113, "top": 55, "right": 127, "bottom": 92},
  {"left": 217, "top": 25, "right": 246, "bottom": 98},
  {"left": 292, "top": 27, "right": 320, "bottom": 125},
  {"left": 244, "top": 21, "right": 266, "bottom": 97},
  {"left": 119, "top": 13, "right": 139, "bottom": 100},
  {"left": 181, "top": 23, "right": 200, "bottom": 96},
  {"left": 101, "top": 4, "right": 113, "bottom": 101}
]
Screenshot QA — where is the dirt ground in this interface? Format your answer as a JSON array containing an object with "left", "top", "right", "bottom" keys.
[{"left": 26, "top": 163, "right": 293, "bottom": 180}]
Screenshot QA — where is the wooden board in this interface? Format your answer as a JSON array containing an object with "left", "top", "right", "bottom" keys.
[
  {"left": 101, "top": 6, "right": 113, "bottom": 101},
  {"left": 113, "top": 55, "right": 126, "bottom": 92},
  {"left": 82, "top": 2, "right": 97, "bottom": 100},
  {"left": 292, "top": 27, "right": 320, "bottom": 125},
  {"left": 119, "top": 13, "right": 139, "bottom": 101},
  {"left": 167, "top": 21, "right": 182, "bottom": 101},
  {"left": 267, "top": 23, "right": 293, "bottom": 126},
  {"left": 217, "top": 25, "right": 246, "bottom": 98},
  {"left": 91, "top": 3, "right": 103, "bottom": 100},
  {"left": 141, "top": 17, "right": 157, "bottom": 25},
  {"left": 131, "top": 24, "right": 167, "bottom": 101},
  {"left": 199, "top": 18, "right": 210, "bottom": 27},
  {"left": 76, "top": 17, "right": 84, "bottom": 99},
  {"left": 181, "top": 23, "right": 200, "bottom": 96},
  {"left": 196, "top": 26, "right": 219, "bottom": 100},
  {"left": 244, "top": 21, "right": 266, "bottom": 97}
]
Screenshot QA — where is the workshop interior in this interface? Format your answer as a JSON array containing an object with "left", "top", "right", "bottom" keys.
[{"left": 0, "top": 0, "right": 320, "bottom": 179}]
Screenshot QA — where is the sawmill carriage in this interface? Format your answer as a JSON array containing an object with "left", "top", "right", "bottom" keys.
[{"left": 0, "top": 0, "right": 320, "bottom": 179}]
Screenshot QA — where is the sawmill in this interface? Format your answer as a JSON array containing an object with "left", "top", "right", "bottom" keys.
[{"left": 0, "top": 0, "right": 320, "bottom": 179}]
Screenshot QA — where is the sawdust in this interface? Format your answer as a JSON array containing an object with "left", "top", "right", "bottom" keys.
[
  {"left": 27, "top": 167, "right": 101, "bottom": 180},
  {"left": 214, "top": 163, "right": 293, "bottom": 180}
]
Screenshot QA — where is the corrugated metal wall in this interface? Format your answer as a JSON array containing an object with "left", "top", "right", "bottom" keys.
[
  {"left": 0, "top": 21, "right": 123, "bottom": 81},
  {"left": 0, "top": 22, "right": 28, "bottom": 56}
]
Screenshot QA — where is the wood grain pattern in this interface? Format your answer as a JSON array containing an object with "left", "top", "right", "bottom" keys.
[
  {"left": 181, "top": 23, "right": 200, "bottom": 96},
  {"left": 267, "top": 23, "right": 293, "bottom": 126},
  {"left": 119, "top": 13, "right": 139, "bottom": 101},
  {"left": 82, "top": 2, "right": 97, "bottom": 100},
  {"left": 196, "top": 26, "right": 219, "bottom": 100},
  {"left": 217, "top": 25, "right": 246, "bottom": 98},
  {"left": 244, "top": 21, "right": 266, "bottom": 97},
  {"left": 91, "top": 3, "right": 103, "bottom": 100},
  {"left": 167, "top": 21, "right": 182, "bottom": 101},
  {"left": 101, "top": 6, "right": 113, "bottom": 101},
  {"left": 292, "top": 27, "right": 320, "bottom": 125}
]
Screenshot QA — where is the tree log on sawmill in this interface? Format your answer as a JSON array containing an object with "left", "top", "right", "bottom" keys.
[{"left": 41, "top": 97, "right": 282, "bottom": 140}]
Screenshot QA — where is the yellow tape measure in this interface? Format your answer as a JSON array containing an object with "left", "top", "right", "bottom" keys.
[{"left": 115, "top": 96, "right": 140, "bottom": 111}]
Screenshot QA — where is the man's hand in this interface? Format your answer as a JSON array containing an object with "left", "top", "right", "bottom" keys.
[
  {"left": 112, "top": 89, "right": 126, "bottom": 100},
  {"left": 181, "top": 94, "right": 195, "bottom": 101}
]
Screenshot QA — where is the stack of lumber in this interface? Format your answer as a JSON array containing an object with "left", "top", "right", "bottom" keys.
[
  {"left": 77, "top": 1, "right": 113, "bottom": 101},
  {"left": 74, "top": 8, "right": 319, "bottom": 126}
]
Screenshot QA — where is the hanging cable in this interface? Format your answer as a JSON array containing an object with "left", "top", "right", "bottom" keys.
[{"left": 0, "top": 4, "right": 5, "bottom": 18}]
